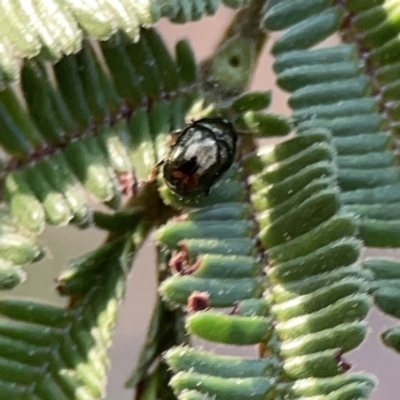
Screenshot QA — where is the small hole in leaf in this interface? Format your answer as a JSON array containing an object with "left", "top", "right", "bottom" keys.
[{"left": 229, "top": 55, "right": 241, "bottom": 67}]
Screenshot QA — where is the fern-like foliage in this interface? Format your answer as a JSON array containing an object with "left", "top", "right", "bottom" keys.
[
  {"left": 3, "top": 28, "right": 198, "bottom": 233},
  {"left": 266, "top": 0, "right": 400, "bottom": 247},
  {"left": 0, "top": 0, "right": 250, "bottom": 86},
  {"left": 1, "top": 0, "right": 400, "bottom": 399},
  {"left": 155, "top": 129, "right": 373, "bottom": 399},
  {"left": 0, "top": 231, "right": 141, "bottom": 398}
]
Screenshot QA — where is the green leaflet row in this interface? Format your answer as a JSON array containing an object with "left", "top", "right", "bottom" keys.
[
  {"left": 157, "top": 162, "right": 276, "bottom": 399},
  {"left": 0, "top": 29, "right": 198, "bottom": 233},
  {"left": 362, "top": 257, "right": 400, "bottom": 357},
  {"left": 247, "top": 129, "right": 373, "bottom": 398},
  {"left": 265, "top": 0, "right": 400, "bottom": 248},
  {"left": 0, "top": 0, "right": 249, "bottom": 86},
  {"left": 156, "top": 130, "right": 373, "bottom": 399},
  {"left": 0, "top": 232, "right": 140, "bottom": 399}
]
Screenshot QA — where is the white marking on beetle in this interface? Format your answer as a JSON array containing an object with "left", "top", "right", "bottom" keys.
[{"left": 173, "top": 132, "right": 219, "bottom": 174}]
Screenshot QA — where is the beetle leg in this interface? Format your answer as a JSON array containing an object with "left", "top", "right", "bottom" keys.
[
  {"left": 149, "top": 158, "right": 165, "bottom": 182},
  {"left": 170, "top": 129, "right": 182, "bottom": 146}
]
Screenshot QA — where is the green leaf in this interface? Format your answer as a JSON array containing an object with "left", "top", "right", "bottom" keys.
[{"left": 0, "top": 224, "right": 149, "bottom": 398}]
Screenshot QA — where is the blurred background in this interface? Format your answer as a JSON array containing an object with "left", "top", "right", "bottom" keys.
[{"left": 2, "top": 6, "right": 400, "bottom": 399}]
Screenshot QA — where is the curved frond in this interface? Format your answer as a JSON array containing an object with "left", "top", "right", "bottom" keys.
[
  {"left": 1, "top": 28, "right": 198, "bottom": 232},
  {"left": 265, "top": 0, "right": 400, "bottom": 248}
]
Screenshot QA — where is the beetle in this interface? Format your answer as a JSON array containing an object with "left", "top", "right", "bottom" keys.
[{"left": 162, "top": 117, "right": 237, "bottom": 196}]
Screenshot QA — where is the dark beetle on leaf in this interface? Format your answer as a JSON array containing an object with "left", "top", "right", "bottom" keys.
[{"left": 163, "top": 117, "right": 237, "bottom": 196}]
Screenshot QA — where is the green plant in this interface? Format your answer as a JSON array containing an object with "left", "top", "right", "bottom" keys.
[{"left": 1, "top": 0, "right": 400, "bottom": 399}]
